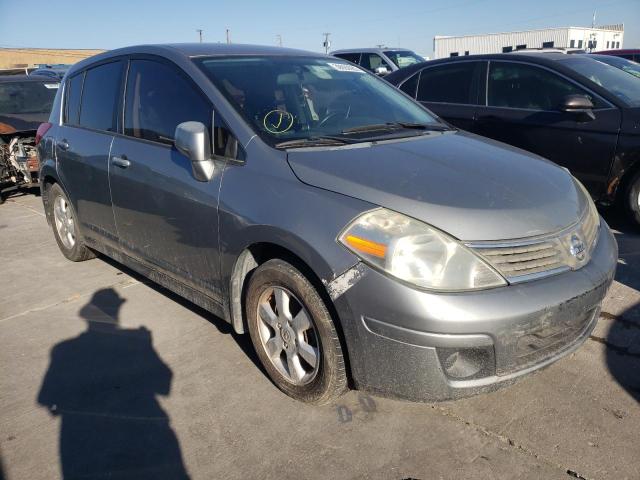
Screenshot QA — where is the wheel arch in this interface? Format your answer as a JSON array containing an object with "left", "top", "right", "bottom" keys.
[{"left": 228, "top": 240, "right": 355, "bottom": 386}]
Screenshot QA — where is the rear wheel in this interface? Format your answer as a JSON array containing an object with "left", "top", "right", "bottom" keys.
[
  {"left": 47, "top": 183, "right": 95, "bottom": 262},
  {"left": 246, "top": 259, "right": 347, "bottom": 404}
]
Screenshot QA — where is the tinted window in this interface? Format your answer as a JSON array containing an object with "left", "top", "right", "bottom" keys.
[
  {"left": 334, "top": 53, "right": 360, "bottom": 64},
  {"left": 79, "top": 61, "right": 123, "bottom": 131},
  {"left": 0, "top": 80, "right": 58, "bottom": 115},
  {"left": 399, "top": 72, "right": 419, "bottom": 98},
  {"left": 124, "top": 59, "right": 211, "bottom": 145},
  {"left": 417, "top": 62, "right": 479, "bottom": 104},
  {"left": 488, "top": 62, "right": 602, "bottom": 110},
  {"left": 65, "top": 73, "right": 83, "bottom": 124},
  {"left": 360, "top": 53, "right": 392, "bottom": 72}
]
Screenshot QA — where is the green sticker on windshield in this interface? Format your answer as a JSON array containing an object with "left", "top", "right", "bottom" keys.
[{"left": 263, "top": 110, "right": 294, "bottom": 134}]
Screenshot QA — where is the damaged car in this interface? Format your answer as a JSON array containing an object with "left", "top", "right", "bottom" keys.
[
  {"left": 0, "top": 75, "right": 59, "bottom": 203},
  {"left": 39, "top": 45, "right": 617, "bottom": 404}
]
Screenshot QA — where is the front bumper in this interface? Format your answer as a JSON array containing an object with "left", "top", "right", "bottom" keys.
[{"left": 332, "top": 220, "right": 617, "bottom": 402}]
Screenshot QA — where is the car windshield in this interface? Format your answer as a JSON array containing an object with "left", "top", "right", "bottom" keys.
[
  {"left": 195, "top": 56, "right": 440, "bottom": 146},
  {"left": 592, "top": 55, "right": 640, "bottom": 79},
  {"left": 0, "top": 81, "right": 59, "bottom": 115},
  {"left": 383, "top": 50, "right": 425, "bottom": 68},
  {"left": 560, "top": 57, "right": 640, "bottom": 107}
]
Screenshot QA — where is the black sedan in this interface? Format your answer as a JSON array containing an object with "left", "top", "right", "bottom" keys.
[{"left": 385, "top": 53, "right": 640, "bottom": 225}]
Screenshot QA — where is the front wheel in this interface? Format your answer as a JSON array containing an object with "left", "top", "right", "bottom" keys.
[{"left": 246, "top": 259, "right": 348, "bottom": 404}]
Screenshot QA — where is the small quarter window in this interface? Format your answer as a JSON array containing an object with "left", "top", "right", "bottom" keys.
[{"left": 64, "top": 73, "right": 83, "bottom": 125}]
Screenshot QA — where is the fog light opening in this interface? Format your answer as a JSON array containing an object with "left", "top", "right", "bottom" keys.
[{"left": 438, "top": 346, "right": 495, "bottom": 380}]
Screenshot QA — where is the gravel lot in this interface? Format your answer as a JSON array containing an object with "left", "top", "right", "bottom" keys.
[{"left": 1, "top": 193, "right": 638, "bottom": 480}]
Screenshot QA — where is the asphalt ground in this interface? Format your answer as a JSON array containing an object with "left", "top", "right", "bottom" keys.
[{"left": 1, "top": 193, "right": 638, "bottom": 480}]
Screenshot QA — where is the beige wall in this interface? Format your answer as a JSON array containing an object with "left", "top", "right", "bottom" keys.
[{"left": 0, "top": 48, "right": 106, "bottom": 69}]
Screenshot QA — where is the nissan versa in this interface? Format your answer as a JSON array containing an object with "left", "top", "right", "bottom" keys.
[{"left": 38, "top": 44, "right": 617, "bottom": 404}]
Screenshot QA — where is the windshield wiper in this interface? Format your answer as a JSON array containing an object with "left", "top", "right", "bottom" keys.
[
  {"left": 274, "top": 136, "right": 352, "bottom": 149},
  {"left": 342, "top": 122, "right": 451, "bottom": 134}
]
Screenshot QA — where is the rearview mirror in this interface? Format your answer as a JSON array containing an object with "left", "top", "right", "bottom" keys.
[
  {"left": 559, "top": 95, "right": 595, "bottom": 121},
  {"left": 175, "top": 121, "right": 215, "bottom": 182},
  {"left": 374, "top": 66, "right": 390, "bottom": 76}
]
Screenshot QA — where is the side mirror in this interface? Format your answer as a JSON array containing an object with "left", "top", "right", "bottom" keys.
[
  {"left": 374, "top": 66, "right": 390, "bottom": 76},
  {"left": 559, "top": 95, "right": 595, "bottom": 121},
  {"left": 174, "top": 121, "right": 215, "bottom": 182}
]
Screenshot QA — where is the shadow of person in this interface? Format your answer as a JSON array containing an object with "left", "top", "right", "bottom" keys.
[{"left": 37, "top": 288, "right": 190, "bottom": 479}]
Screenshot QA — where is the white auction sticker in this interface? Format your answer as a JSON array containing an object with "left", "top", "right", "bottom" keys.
[
  {"left": 44, "top": 83, "right": 60, "bottom": 89},
  {"left": 327, "top": 62, "right": 364, "bottom": 73}
]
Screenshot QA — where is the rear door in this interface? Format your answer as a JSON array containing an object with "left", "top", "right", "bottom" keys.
[
  {"left": 413, "top": 61, "right": 483, "bottom": 132},
  {"left": 55, "top": 60, "right": 124, "bottom": 247},
  {"left": 474, "top": 60, "right": 621, "bottom": 197},
  {"left": 109, "top": 57, "right": 238, "bottom": 299}
]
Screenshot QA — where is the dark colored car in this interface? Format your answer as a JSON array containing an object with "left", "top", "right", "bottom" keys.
[
  {"left": 38, "top": 44, "right": 616, "bottom": 404},
  {"left": 0, "top": 75, "right": 59, "bottom": 201},
  {"left": 385, "top": 53, "right": 640, "bottom": 224},
  {"left": 593, "top": 49, "right": 640, "bottom": 63}
]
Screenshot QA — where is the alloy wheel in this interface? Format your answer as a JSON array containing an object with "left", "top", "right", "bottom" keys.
[
  {"left": 256, "top": 286, "right": 320, "bottom": 385},
  {"left": 53, "top": 195, "right": 76, "bottom": 250}
]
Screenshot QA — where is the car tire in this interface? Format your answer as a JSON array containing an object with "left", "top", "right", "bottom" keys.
[
  {"left": 626, "top": 171, "right": 640, "bottom": 227},
  {"left": 246, "top": 258, "right": 348, "bottom": 404},
  {"left": 47, "top": 183, "right": 95, "bottom": 262}
]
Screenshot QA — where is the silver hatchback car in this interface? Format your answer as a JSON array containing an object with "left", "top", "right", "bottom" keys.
[{"left": 38, "top": 44, "right": 617, "bottom": 404}]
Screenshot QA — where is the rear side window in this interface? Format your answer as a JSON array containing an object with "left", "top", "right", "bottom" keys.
[
  {"left": 79, "top": 61, "right": 123, "bottom": 131},
  {"left": 65, "top": 73, "right": 83, "bottom": 125},
  {"left": 417, "top": 62, "right": 480, "bottom": 104},
  {"left": 124, "top": 59, "right": 211, "bottom": 145},
  {"left": 487, "top": 62, "right": 601, "bottom": 110},
  {"left": 334, "top": 53, "right": 361, "bottom": 64}
]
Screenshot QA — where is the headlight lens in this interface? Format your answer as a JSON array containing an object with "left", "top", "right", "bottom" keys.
[{"left": 339, "top": 209, "right": 507, "bottom": 291}]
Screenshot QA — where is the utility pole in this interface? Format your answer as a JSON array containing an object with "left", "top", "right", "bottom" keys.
[
  {"left": 196, "top": 29, "right": 203, "bottom": 43},
  {"left": 276, "top": 34, "right": 282, "bottom": 47},
  {"left": 592, "top": 10, "right": 597, "bottom": 28},
  {"left": 322, "top": 33, "right": 331, "bottom": 54},
  {"left": 226, "top": 28, "right": 231, "bottom": 44}
]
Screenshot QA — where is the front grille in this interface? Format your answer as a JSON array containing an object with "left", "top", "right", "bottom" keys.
[
  {"left": 475, "top": 240, "right": 565, "bottom": 277},
  {"left": 468, "top": 203, "right": 600, "bottom": 284}
]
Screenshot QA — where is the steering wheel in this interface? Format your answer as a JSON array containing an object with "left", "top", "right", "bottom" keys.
[{"left": 319, "top": 105, "right": 351, "bottom": 128}]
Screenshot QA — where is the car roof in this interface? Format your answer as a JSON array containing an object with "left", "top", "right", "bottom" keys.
[
  {"left": 0, "top": 74, "right": 60, "bottom": 83},
  {"left": 386, "top": 51, "right": 592, "bottom": 79},
  {"left": 594, "top": 49, "right": 640, "bottom": 55},
  {"left": 66, "top": 43, "right": 328, "bottom": 77}
]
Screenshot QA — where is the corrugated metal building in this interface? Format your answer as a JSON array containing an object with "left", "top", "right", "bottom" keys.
[{"left": 434, "top": 25, "right": 624, "bottom": 59}]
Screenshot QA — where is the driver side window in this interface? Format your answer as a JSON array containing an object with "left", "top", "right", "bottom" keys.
[
  {"left": 487, "top": 62, "right": 602, "bottom": 110},
  {"left": 124, "top": 59, "right": 241, "bottom": 159}
]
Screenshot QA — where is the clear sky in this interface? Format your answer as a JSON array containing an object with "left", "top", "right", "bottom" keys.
[{"left": 1, "top": 0, "right": 638, "bottom": 57}]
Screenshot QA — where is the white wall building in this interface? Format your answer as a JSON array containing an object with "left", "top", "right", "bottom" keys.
[{"left": 434, "top": 25, "right": 624, "bottom": 59}]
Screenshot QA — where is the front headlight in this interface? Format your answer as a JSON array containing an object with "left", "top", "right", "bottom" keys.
[{"left": 338, "top": 209, "right": 507, "bottom": 291}]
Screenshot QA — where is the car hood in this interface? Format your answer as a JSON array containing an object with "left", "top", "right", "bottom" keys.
[{"left": 286, "top": 131, "right": 586, "bottom": 241}]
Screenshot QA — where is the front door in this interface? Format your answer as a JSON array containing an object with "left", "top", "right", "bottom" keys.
[
  {"left": 109, "top": 58, "right": 224, "bottom": 298},
  {"left": 474, "top": 60, "right": 621, "bottom": 198}
]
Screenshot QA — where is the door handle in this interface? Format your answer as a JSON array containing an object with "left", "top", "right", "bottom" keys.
[
  {"left": 111, "top": 156, "right": 131, "bottom": 168},
  {"left": 57, "top": 139, "right": 70, "bottom": 151}
]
